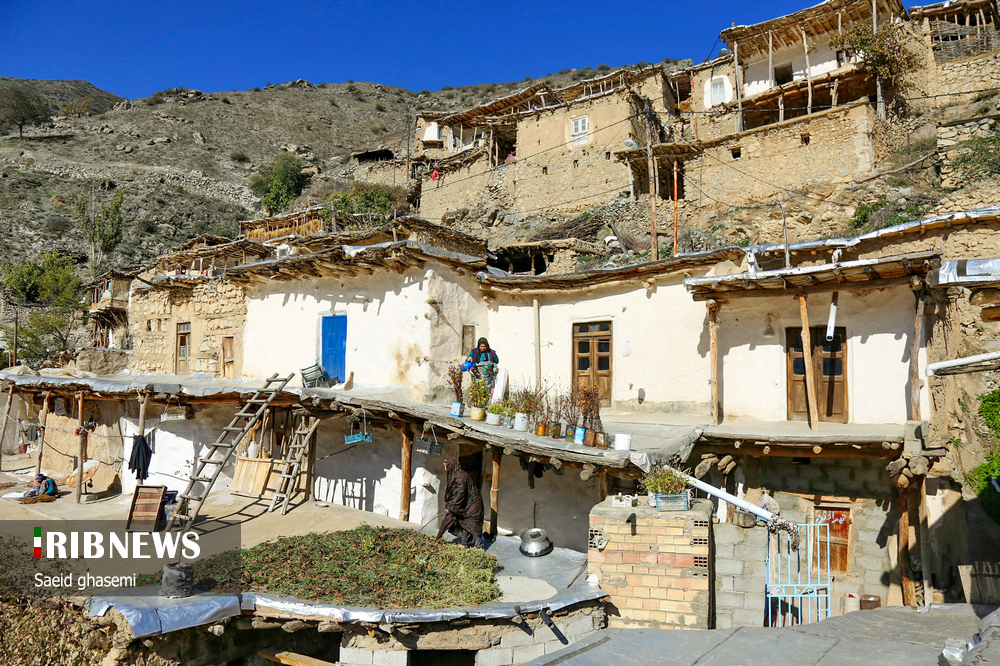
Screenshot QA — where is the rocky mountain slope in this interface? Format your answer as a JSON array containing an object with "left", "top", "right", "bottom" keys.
[{"left": 0, "top": 62, "right": 686, "bottom": 269}]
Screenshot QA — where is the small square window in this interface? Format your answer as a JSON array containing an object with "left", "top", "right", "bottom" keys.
[
  {"left": 605, "top": 152, "right": 611, "bottom": 160},
  {"left": 573, "top": 160, "right": 579, "bottom": 168},
  {"left": 571, "top": 116, "right": 589, "bottom": 146},
  {"left": 731, "top": 147, "right": 742, "bottom": 159},
  {"left": 801, "top": 134, "right": 811, "bottom": 146},
  {"left": 542, "top": 166, "right": 548, "bottom": 175}
]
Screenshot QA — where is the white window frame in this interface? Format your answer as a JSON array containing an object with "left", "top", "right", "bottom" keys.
[
  {"left": 711, "top": 78, "right": 726, "bottom": 106},
  {"left": 571, "top": 116, "right": 589, "bottom": 146}
]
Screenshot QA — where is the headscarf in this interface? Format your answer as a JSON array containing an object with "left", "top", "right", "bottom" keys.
[
  {"left": 476, "top": 337, "right": 491, "bottom": 351},
  {"left": 443, "top": 457, "right": 460, "bottom": 474}
]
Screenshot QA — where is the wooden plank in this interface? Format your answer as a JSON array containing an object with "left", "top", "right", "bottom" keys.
[
  {"left": 489, "top": 447, "right": 501, "bottom": 536},
  {"left": 34, "top": 390, "right": 51, "bottom": 475},
  {"left": 898, "top": 486, "right": 917, "bottom": 606},
  {"left": 709, "top": 302, "right": 720, "bottom": 425},
  {"left": 257, "top": 649, "right": 336, "bottom": 666},
  {"left": 798, "top": 295, "right": 821, "bottom": 431},
  {"left": 910, "top": 290, "right": 924, "bottom": 421},
  {"left": 127, "top": 485, "right": 166, "bottom": 532},
  {"left": 75, "top": 391, "right": 86, "bottom": 503},
  {"left": 400, "top": 426, "right": 413, "bottom": 522}
]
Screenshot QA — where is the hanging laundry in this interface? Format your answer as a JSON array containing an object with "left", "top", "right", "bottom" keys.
[
  {"left": 129, "top": 434, "right": 152, "bottom": 482},
  {"left": 430, "top": 169, "right": 439, "bottom": 181}
]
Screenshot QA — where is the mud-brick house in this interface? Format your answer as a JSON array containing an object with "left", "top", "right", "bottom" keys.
[
  {"left": 416, "top": 68, "right": 671, "bottom": 222},
  {"left": 910, "top": 0, "right": 1000, "bottom": 101},
  {"left": 127, "top": 235, "right": 271, "bottom": 377},
  {"left": 86, "top": 270, "right": 138, "bottom": 349}
]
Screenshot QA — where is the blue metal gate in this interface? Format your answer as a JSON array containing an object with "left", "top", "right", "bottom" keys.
[{"left": 765, "top": 523, "right": 831, "bottom": 627}]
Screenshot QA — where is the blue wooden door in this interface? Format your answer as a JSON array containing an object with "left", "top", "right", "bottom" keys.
[{"left": 321, "top": 315, "right": 347, "bottom": 382}]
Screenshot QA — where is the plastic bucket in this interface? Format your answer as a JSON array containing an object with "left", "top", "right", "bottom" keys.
[
  {"left": 614, "top": 434, "right": 632, "bottom": 451},
  {"left": 513, "top": 413, "right": 529, "bottom": 431}
]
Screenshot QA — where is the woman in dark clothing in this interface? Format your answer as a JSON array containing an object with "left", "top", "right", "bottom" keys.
[
  {"left": 436, "top": 457, "right": 484, "bottom": 548},
  {"left": 466, "top": 337, "right": 499, "bottom": 392}
]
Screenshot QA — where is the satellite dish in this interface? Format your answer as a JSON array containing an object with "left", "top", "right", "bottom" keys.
[{"left": 624, "top": 139, "right": 640, "bottom": 150}]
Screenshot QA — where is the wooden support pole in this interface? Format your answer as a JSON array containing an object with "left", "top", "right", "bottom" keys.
[
  {"left": 598, "top": 470, "right": 609, "bottom": 502},
  {"left": 75, "top": 391, "right": 85, "bottom": 504},
  {"left": 832, "top": 79, "right": 839, "bottom": 108},
  {"left": 910, "top": 288, "right": 925, "bottom": 421},
  {"left": 802, "top": 28, "right": 813, "bottom": 115},
  {"left": 708, "top": 301, "right": 721, "bottom": 425},
  {"left": 400, "top": 426, "right": 413, "bottom": 522},
  {"left": 778, "top": 94, "right": 785, "bottom": 122},
  {"left": 642, "top": 104, "right": 659, "bottom": 261},
  {"left": 734, "top": 42, "right": 744, "bottom": 133},
  {"left": 918, "top": 476, "right": 933, "bottom": 606},
  {"left": 0, "top": 385, "right": 13, "bottom": 471},
  {"left": 673, "top": 159, "right": 679, "bottom": 256},
  {"left": 898, "top": 485, "right": 917, "bottom": 606},
  {"left": 768, "top": 32, "right": 774, "bottom": 88},
  {"left": 689, "top": 72, "right": 699, "bottom": 141},
  {"left": 798, "top": 294, "right": 821, "bottom": 431},
  {"left": 35, "top": 390, "right": 51, "bottom": 475},
  {"left": 489, "top": 448, "right": 502, "bottom": 536}
]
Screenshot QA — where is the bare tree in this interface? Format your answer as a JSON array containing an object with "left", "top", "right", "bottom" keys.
[{"left": 0, "top": 85, "right": 50, "bottom": 138}]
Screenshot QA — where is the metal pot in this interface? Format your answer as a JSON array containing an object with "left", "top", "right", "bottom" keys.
[{"left": 519, "top": 528, "right": 553, "bottom": 557}]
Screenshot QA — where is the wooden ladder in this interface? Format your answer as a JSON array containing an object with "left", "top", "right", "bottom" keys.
[
  {"left": 267, "top": 412, "right": 320, "bottom": 516},
  {"left": 166, "top": 373, "right": 294, "bottom": 532}
]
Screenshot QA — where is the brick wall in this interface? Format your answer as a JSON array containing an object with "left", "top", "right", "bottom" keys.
[{"left": 588, "top": 497, "right": 713, "bottom": 629}]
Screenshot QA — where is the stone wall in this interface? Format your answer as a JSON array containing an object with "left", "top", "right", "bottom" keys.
[
  {"left": 588, "top": 497, "right": 712, "bottom": 629},
  {"left": 419, "top": 155, "right": 512, "bottom": 224},
  {"left": 937, "top": 115, "right": 999, "bottom": 188},
  {"left": 354, "top": 159, "right": 413, "bottom": 188},
  {"left": 934, "top": 47, "right": 1000, "bottom": 101},
  {"left": 707, "top": 455, "right": 897, "bottom": 627},
  {"left": 128, "top": 280, "right": 246, "bottom": 377},
  {"left": 684, "top": 103, "right": 877, "bottom": 207}
]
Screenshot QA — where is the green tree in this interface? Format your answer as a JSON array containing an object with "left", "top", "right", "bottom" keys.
[
  {"left": 1, "top": 253, "right": 81, "bottom": 367},
  {"left": 250, "top": 152, "right": 307, "bottom": 214},
  {"left": 828, "top": 22, "right": 917, "bottom": 83},
  {"left": 74, "top": 188, "right": 126, "bottom": 273},
  {"left": 0, "top": 85, "right": 51, "bottom": 138}
]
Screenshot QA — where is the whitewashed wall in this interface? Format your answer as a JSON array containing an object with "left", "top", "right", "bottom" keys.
[
  {"left": 718, "top": 286, "right": 926, "bottom": 423},
  {"left": 242, "top": 263, "right": 487, "bottom": 403},
  {"left": 120, "top": 405, "right": 237, "bottom": 498},
  {"left": 743, "top": 41, "right": 845, "bottom": 97},
  {"left": 486, "top": 270, "right": 716, "bottom": 414}
]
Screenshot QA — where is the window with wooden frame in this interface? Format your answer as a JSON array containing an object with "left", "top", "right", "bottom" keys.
[
  {"left": 176, "top": 322, "right": 192, "bottom": 374},
  {"left": 786, "top": 326, "right": 847, "bottom": 423},
  {"left": 571, "top": 116, "right": 589, "bottom": 146},
  {"left": 813, "top": 505, "right": 852, "bottom": 575},
  {"left": 573, "top": 321, "right": 612, "bottom": 406}
]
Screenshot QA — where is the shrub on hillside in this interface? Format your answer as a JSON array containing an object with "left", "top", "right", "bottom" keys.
[{"left": 250, "top": 152, "right": 308, "bottom": 215}]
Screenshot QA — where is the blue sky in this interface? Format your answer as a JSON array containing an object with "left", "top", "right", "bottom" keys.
[{"left": 3, "top": 1, "right": 815, "bottom": 99}]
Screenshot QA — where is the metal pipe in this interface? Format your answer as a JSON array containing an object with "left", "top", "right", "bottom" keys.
[
  {"left": 826, "top": 292, "right": 839, "bottom": 342},
  {"left": 926, "top": 351, "right": 1000, "bottom": 376},
  {"left": 672, "top": 467, "right": 775, "bottom": 521},
  {"left": 533, "top": 298, "right": 542, "bottom": 389}
]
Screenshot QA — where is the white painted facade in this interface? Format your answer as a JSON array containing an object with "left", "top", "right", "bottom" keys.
[
  {"left": 717, "top": 286, "right": 928, "bottom": 423},
  {"left": 242, "top": 263, "right": 488, "bottom": 402},
  {"left": 742, "top": 42, "right": 846, "bottom": 98}
]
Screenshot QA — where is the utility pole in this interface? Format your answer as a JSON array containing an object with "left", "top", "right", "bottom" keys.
[
  {"left": 642, "top": 99, "right": 659, "bottom": 261},
  {"left": 12, "top": 308, "right": 18, "bottom": 367}
]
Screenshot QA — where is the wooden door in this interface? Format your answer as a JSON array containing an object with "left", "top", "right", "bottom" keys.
[
  {"left": 175, "top": 322, "right": 191, "bottom": 374},
  {"left": 321, "top": 315, "right": 347, "bottom": 383},
  {"left": 814, "top": 506, "right": 851, "bottom": 574},
  {"left": 573, "top": 321, "right": 612, "bottom": 406},
  {"left": 222, "top": 336, "right": 235, "bottom": 379},
  {"left": 786, "top": 326, "right": 848, "bottom": 423}
]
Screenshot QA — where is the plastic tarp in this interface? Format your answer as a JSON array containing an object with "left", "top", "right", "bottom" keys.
[{"left": 88, "top": 587, "right": 242, "bottom": 638}]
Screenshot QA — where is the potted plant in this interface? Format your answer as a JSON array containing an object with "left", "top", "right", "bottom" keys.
[
  {"left": 580, "top": 384, "right": 604, "bottom": 447},
  {"left": 640, "top": 466, "right": 691, "bottom": 512},
  {"left": 486, "top": 402, "right": 504, "bottom": 426},
  {"left": 503, "top": 404, "right": 515, "bottom": 428},
  {"left": 468, "top": 377, "right": 490, "bottom": 421},
  {"left": 549, "top": 393, "right": 565, "bottom": 439},
  {"left": 570, "top": 384, "right": 590, "bottom": 445},
  {"left": 445, "top": 363, "right": 465, "bottom": 417},
  {"left": 563, "top": 387, "right": 582, "bottom": 442}
]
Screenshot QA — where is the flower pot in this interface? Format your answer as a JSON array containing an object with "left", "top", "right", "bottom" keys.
[
  {"left": 470, "top": 407, "right": 486, "bottom": 421},
  {"left": 564, "top": 425, "right": 576, "bottom": 442},
  {"left": 513, "top": 412, "right": 529, "bottom": 432},
  {"left": 450, "top": 401, "right": 465, "bottom": 417},
  {"left": 583, "top": 429, "right": 596, "bottom": 447},
  {"left": 654, "top": 493, "right": 690, "bottom": 512},
  {"left": 534, "top": 423, "right": 548, "bottom": 436},
  {"left": 503, "top": 415, "right": 513, "bottom": 428},
  {"left": 486, "top": 412, "right": 501, "bottom": 426},
  {"left": 549, "top": 423, "right": 562, "bottom": 439},
  {"left": 574, "top": 427, "right": 588, "bottom": 445},
  {"left": 594, "top": 432, "right": 608, "bottom": 449}
]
